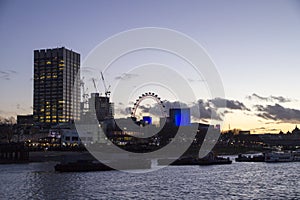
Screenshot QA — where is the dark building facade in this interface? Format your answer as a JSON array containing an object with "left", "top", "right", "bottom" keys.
[
  {"left": 17, "top": 115, "right": 34, "bottom": 126},
  {"left": 88, "top": 93, "right": 114, "bottom": 121},
  {"left": 33, "top": 47, "right": 80, "bottom": 127}
]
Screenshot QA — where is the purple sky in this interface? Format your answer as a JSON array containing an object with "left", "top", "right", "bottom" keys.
[{"left": 1, "top": 0, "right": 300, "bottom": 132}]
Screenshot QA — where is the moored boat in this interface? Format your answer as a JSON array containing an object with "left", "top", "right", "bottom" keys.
[
  {"left": 158, "top": 153, "right": 232, "bottom": 166},
  {"left": 265, "top": 151, "right": 293, "bottom": 162},
  {"left": 235, "top": 154, "right": 265, "bottom": 162},
  {"left": 292, "top": 150, "right": 300, "bottom": 161},
  {"left": 55, "top": 159, "right": 151, "bottom": 172},
  {"left": 55, "top": 160, "right": 112, "bottom": 172}
]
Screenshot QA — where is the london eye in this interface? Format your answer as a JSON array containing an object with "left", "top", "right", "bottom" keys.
[{"left": 131, "top": 92, "right": 167, "bottom": 120}]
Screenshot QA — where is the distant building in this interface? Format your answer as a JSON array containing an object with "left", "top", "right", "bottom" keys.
[
  {"left": 292, "top": 125, "right": 300, "bottom": 134},
  {"left": 16, "top": 115, "right": 34, "bottom": 135},
  {"left": 238, "top": 130, "right": 251, "bottom": 135},
  {"left": 88, "top": 93, "right": 114, "bottom": 121},
  {"left": 142, "top": 116, "right": 152, "bottom": 125},
  {"left": 33, "top": 47, "right": 80, "bottom": 127},
  {"left": 17, "top": 115, "right": 34, "bottom": 126},
  {"left": 169, "top": 108, "right": 191, "bottom": 126},
  {"left": 114, "top": 117, "right": 159, "bottom": 138}
]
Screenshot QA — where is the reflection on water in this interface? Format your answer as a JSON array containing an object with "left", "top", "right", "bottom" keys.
[{"left": 0, "top": 161, "right": 299, "bottom": 199}]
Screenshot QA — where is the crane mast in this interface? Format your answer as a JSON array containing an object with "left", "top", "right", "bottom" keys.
[
  {"left": 101, "top": 72, "right": 111, "bottom": 97},
  {"left": 92, "top": 78, "right": 99, "bottom": 94},
  {"left": 80, "top": 77, "right": 89, "bottom": 113}
]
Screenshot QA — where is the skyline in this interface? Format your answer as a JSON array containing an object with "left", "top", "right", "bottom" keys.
[{"left": 1, "top": 1, "right": 300, "bottom": 133}]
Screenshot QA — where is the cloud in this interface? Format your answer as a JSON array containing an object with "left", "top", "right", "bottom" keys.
[
  {"left": 246, "top": 93, "right": 269, "bottom": 101},
  {"left": 224, "top": 110, "right": 233, "bottom": 114},
  {"left": 255, "top": 103, "right": 300, "bottom": 123},
  {"left": 270, "top": 95, "right": 291, "bottom": 103},
  {"left": 0, "top": 69, "right": 17, "bottom": 80},
  {"left": 209, "top": 98, "right": 250, "bottom": 111},
  {"left": 138, "top": 104, "right": 151, "bottom": 113},
  {"left": 191, "top": 100, "right": 222, "bottom": 120},
  {"left": 16, "top": 104, "right": 28, "bottom": 112},
  {"left": 117, "top": 107, "right": 132, "bottom": 115},
  {"left": 115, "top": 73, "right": 138, "bottom": 80},
  {"left": 116, "top": 97, "right": 251, "bottom": 121},
  {"left": 187, "top": 78, "right": 205, "bottom": 82},
  {"left": 246, "top": 93, "right": 292, "bottom": 103},
  {"left": 0, "top": 109, "right": 17, "bottom": 116},
  {"left": 144, "top": 101, "right": 189, "bottom": 118},
  {"left": 0, "top": 116, "right": 16, "bottom": 124},
  {"left": 250, "top": 127, "right": 281, "bottom": 133},
  {"left": 81, "top": 67, "right": 98, "bottom": 74},
  {"left": 124, "top": 99, "right": 222, "bottom": 121}
]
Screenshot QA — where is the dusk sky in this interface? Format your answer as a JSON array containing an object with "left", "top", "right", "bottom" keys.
[{"left": 1, "top": 0, "right": 300, "bottom": 133}]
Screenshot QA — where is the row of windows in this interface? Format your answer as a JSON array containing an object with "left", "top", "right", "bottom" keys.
[
  {"left": 38, "top": 119, "right": 69, "bottom": 123},
  {"left": 34, "top": 64, "right": 79, "bottom": 70},
  {"left": 34, "top": 77, "right": 78, "bottom": 82}
]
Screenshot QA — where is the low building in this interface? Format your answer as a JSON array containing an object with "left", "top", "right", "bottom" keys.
[
  {"left": 17, "top": 115, "right": 34, "bottom": 126},
  {"left": 16, "top": 115, "right": 34, "bottom": 135}
]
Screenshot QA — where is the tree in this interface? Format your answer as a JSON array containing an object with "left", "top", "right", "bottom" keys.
[{"left": 0, "top": 116, "right": 16, "bottom": 143}]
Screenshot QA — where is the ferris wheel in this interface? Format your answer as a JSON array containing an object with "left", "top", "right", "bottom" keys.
[{"left": 131, "top": 92, "right": 167, "bottom": 119}]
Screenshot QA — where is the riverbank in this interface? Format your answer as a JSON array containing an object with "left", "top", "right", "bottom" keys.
[
  {"left": 29, "top": 151, "right": 94, "bottom": 163},
  {"left": 2, "top": 149, "right": 248, "bottom": 164}
]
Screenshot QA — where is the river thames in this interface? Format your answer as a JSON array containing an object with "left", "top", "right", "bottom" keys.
[{"left": 0, "top": 159, "right": 299, "bottom": 199}]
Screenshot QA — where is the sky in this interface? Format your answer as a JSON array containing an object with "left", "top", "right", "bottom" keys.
[{"left": 1, "top": 0, "right": 300, "bottom": 133}]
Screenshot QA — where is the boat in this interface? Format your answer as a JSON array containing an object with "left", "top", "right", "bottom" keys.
[
  {"left": 55, "top": 160, "right": 112, "bottom": 172},
  {"left": 292, "top": 150, "right": 300, "bottom": 161},
  {"left": 55, "top": 159, "right": 151, "bottom": 172},
  {"left": 235, "top": 154, "right": 265, "bottom": 162},
  {"left": 265, "top": 151, "right": 293, "bottom": 162},
  {"left": 158, "top": 154, "right": 232, "bottom": 166}
]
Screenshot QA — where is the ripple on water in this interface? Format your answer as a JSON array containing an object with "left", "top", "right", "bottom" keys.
[{"left": 0, "top": 162, "right": 299, "bottom": 199}]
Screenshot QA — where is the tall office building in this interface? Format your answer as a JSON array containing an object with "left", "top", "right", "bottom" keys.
[{"left": 33, "top": 47, "right": 80, "bottom": 127}]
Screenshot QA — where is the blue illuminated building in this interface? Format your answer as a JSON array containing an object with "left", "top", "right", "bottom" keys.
[
  {"left": 143, "top": 116, "right": 152, "bottom": 125},
  {"left": 169, "top": 108, "right": 191, "bottom": 126}
]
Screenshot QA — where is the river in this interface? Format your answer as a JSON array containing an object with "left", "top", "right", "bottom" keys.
[{"left": 0, "top": 159, "right": 299, "bottom": 199}]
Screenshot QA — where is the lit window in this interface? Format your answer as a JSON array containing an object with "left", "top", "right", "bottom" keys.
[{"left": 46, "top": 61, "right": 51, "bottom": 64}]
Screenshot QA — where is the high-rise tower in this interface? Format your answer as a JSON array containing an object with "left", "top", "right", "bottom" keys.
[{"left": 33, "top": 47, "right": 80, "bottom": 127}]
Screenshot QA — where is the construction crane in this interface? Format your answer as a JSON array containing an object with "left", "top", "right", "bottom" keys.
[
  {"left": 80, "top": 77, "right": 89, "bottom": 112},
  {"left": 92, "top": 78, "right": 99, "bottom": 94},
  {"left": 101, "top": 72, "right": 111, "bottom": 97}
]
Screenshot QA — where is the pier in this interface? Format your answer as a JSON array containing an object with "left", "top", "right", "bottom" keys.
[{"left": 0, "top": 143, "right": 29, "bottom": 164}]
